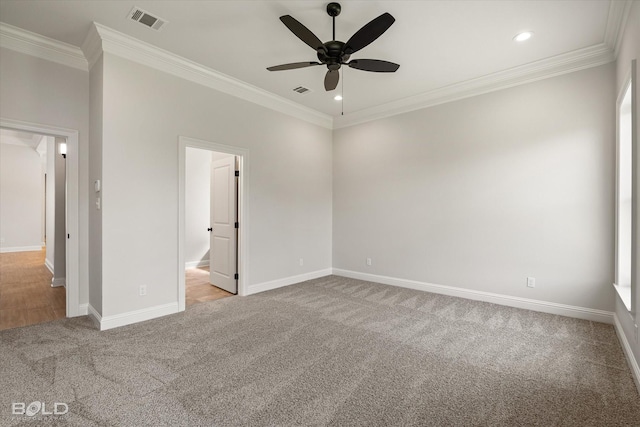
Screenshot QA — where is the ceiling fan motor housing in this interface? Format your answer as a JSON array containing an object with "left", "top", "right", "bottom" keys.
[{"left": 318, "top": 40, "right": 349, "bottom": 70}]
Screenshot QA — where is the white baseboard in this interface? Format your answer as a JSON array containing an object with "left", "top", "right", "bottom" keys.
[
  {"left": 45, "top": 258, "right": 54, "bottom": 274},
  {"left": 51, "top": 277, "right": 66, "bottom": 287},
  {"left": 87, "top": 304, "right": 102, "bottom": 329},
  {"left": 96, "top": 302, "right": 180, "bottom": 331},
  {"left": 186, "top": 260, "right": 210, "bottom": 269},
  {"left": 613, "top": 314, "right": 640, "bottom": 394},
  {"left": 247, "top": 268, "right": 333, "bottom": 295},
  {"left": 0, "top": 245, "right": 43, "bottom": 253},
  {"left": 332, "top": 269, "right": 614, "bottom": 324}
]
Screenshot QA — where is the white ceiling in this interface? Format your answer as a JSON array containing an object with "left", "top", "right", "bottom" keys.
[{"left": 0, "top": 1, "right": 620, "bottom": 120}]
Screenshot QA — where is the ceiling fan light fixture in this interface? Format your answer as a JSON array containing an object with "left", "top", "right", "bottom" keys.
[
  {"left": 513, "top": 31, "right": 533, "bottom": 42},
  {"left": 334, "top": 95, "right": 343, "bottom": 101}
]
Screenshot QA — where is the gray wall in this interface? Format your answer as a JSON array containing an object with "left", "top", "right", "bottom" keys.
[
  {"left": 0, "top": 141, "right": 43, "bottom": 250},
  {"left": 88, "top": 54, "right": 103, "bottom": 314},
  {"left": 46, "top": 136, "right": 55, "bottom": 269},
  {"left": 334, "top": 63, "right": 615, "bottom": 312},
  {"left": 0, "top": 47, "right": 89, "bottom": 304},
  {"left": 615, "top": 0, "right": 640, "bottom": 372},
  {"left": 97, "top": 53, "right": 333, "bottom": 317},
  {"left": 53, "top": 136, "right": 66, "bottom": 282},
  {"left": 185, "top": 147, "right": 212, "bottom": 267}
]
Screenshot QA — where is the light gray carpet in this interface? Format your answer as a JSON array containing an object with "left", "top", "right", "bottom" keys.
[{"left": 1, "top": 275, "right": 639, "bottom": 426}]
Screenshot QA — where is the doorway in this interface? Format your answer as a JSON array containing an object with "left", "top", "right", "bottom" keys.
[
  {"left": 0, "top": 118, "right": 81, "bottom": 318},
  {"left": 178, "top": 136, "right": 248, "bottom": 312},
  {"left": 0, "top": 129, "right": 66, "bottom": 329}
]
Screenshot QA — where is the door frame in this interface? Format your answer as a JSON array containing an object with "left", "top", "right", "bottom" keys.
[
  {"left": 0, "top": 117, "right": 81, "bottom": 317},
  {"left": 178, "top": 136, "right": 249, "bottom": 310}
]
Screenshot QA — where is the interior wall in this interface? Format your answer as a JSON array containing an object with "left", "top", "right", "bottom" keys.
[
  {"left": 0, "top": 141, "right": 44, "bottom": 251},
  {"left": 88, "top": 54, "right": 104, "bottom": 315},
  {"left": 99, "top": 52, "right": 332, "bottom": 317},
  {"left": 0, "top": 47, "right": 89, "bottom": 305},
  {"left": 333, "top": 63, "right": 615, "bottom": 312},
  {"left": 46, "top": 136, "right": 55, "bottom": 270},
  {"left": 614, "top": 0, "right": 640, "bottom": 371},
  {"left": 185, "top": 147, "right": 212, "bottom": 268},
  {"left": 53, "top": 136, "right": 66, "bottom": 283}
]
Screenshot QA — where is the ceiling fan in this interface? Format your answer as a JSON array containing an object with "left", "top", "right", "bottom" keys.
[{"left": 267, "top": 2, "right": 399, "bottom": 91}]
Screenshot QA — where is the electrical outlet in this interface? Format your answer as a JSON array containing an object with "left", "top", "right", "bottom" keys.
[
  {"left": 299, "top": 258, "right": 304, "bottom": 266},
  {"left": 139, "top": 285, "right": 147, "bottom": 296},
  {"left": 366, "top": 258, "right": 372, "bottom": 266},
  {"left": 527, "top": 277, "right": 535, "bottom": 288}
]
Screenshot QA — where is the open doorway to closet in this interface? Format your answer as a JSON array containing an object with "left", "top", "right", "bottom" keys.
[
  {"left": 178, "top": 136, "right": 248, "bottom": 311},
  {"left": 0, "top": 129, "right": 66, "bottom": 330}
]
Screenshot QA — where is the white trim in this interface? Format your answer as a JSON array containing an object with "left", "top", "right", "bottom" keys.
[
  {"left": 87, "top": 304, "right": 101, "bottom": 329},
  {"left": 82, "top": 23, "right": 332, "bottom": 129},
  {"left": 0, "top": 22, "right": 88, "bottom": 71},
  {"left": 1, "top": 118, "right": 81, "bottom": 318},
  {"left": 45, "top": 258, "right": 54, "bottom": 274},
  {"left": 51, "top": 277, "right": 65, "bottom": 288},
  {"left": 78, "top": 303, "right": 88, "bottom": 316},
  {"left": 178, "top": 136, "right": 250, "bottom": 312},
  {"left": 3, "top": 16, "right": 628, "bottom": 131},
  {"left": 614, "top": 313, "right": 640, "bottom": 394},
  {"left": 186, "top": 260, "right": 210, "bottom": 269},
  {"left": 97, "top": 303, "right": 179, "bottom": 331},
  {"left": 247, "top": 269, "right": 333, "bottom": 295},
  {"left": 332, "top": 269, "right": 614, "bottom": 324},
  {"left": 334, "top": 43, "right": 615, "bottom": 129},
  {"left": 0, "top": 245, "right": 43, "bottom": 253},
  {"left": 604, "top": 0, "right": 633, "bottom": 57}
]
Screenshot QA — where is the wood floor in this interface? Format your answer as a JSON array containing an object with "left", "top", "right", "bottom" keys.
[
  {"left": 185, "top": 266, "right": 234, "bottom": 307},
  {"left": 0, "top": 252, "right": 232, "bottom": 331},
  {"left": 0, "top": 249, "right": 66, "bottom": 331}
]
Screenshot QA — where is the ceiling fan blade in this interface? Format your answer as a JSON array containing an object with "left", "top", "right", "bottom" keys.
[
  {"left": 267, "top": 62, "right": 321, "bottom": 71},
  {"left": 343, "top": 12, "right": 395, "bottom": 55},
  {"left": 324, "top": 70, "right": 339, "bottom": 91},
  {"left": 347, "top": 59, "right": 400, "bottom": 72},
  {"left": 280, "top": 15, "right": 325, "bottom": 51}
]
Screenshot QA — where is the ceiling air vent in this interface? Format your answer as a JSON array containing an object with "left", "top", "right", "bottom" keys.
[
  {"left": 128, "top": 7, "right": 167, "bottom": 31},
  {"left": 292, "top": 86, "right": 312, "bottom": 95}
]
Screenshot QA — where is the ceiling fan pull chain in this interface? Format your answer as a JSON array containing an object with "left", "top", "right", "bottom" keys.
[{"left": 341, "top": 69, "right": 344, "bottom": 116}]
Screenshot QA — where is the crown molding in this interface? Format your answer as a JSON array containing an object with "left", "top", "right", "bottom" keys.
[
  {"left": 335, "top": 0, "right": 629, "bottom": 129},
  {"left": 604, "top": 0, "right": 633, "bottom": 57},
  {"left": 82, "top": 22, "right": 332, "bottom": 129},
  {"left": 2, "top": 0, "right": 630, "bottom": 132},
  {"left": 0, "top": 22, "right": 88, "bottom": 71},
  {"left": 334, "top": 43, "right": 615, "bottom": 129},
  {"left": 81, "top": 23, "right": 103, "bottom": 70}
]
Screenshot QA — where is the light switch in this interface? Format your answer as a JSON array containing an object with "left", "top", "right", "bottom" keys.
[{"left": 94, "top": 180, "right": 101, "bottom": 192}]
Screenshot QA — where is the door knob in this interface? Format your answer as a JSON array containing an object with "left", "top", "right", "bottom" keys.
[{"left": 207, "top": 228, "right": 212, "bottom": 232}]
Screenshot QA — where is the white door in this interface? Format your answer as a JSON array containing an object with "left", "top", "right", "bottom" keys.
[{"left": 209, "top": 156, "right": 238, "bottom": 294}]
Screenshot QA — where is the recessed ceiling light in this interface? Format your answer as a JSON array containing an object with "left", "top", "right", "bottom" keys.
[
  {"left": 334, "top": 95, "right": 343, "bottom": 101},
  {"left": 514, "top": 31, "right": 533, "bottom": 42}
]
